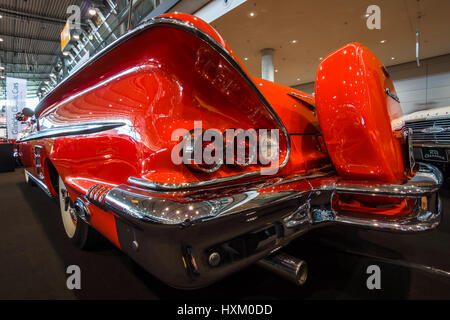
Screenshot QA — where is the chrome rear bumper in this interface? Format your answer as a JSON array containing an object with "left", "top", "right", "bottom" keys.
[{"left": 98, "top": 163, "right": 442, "bottom": 288}]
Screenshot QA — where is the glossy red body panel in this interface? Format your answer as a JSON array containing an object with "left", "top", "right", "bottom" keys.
[
  {"left": 18, "top": 15, "right": 416, "bottom": 258},
  {"left": 315, "top": 43, "right": 407, "bottom": 183}
]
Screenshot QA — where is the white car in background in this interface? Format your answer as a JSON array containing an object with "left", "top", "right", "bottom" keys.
[{"left": 404, "top": 106, "right": 450, "bottom": 174}]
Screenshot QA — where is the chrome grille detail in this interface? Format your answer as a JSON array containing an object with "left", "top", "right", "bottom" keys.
[{"left": 405, "top": 119, "right": 450, "bottom": 145}]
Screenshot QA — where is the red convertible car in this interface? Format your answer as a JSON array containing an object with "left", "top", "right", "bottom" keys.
[{"left": 18, "top": 13, "right": 442, "bottom": 289}]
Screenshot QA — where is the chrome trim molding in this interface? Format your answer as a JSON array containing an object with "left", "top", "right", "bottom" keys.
[
  {"left": 34, "top": 16, "right": 291, "bottom": 183},
  {"left": 25, "top": 170, "right": 53, "bottom": 197},
  {"left": 412, "top": 142, "right": 450, "bottom": 148},
  {"left": 17, "top": 121, "right": 126, "bottom": 143},
  {"left": 128, "top": 166, "right": 334, "bottom": 192},
  {"left": 128, "top": 171, "right": 262, "bottom": 191},
  {"left": 385, "top": 88, "right": 400, "bottom": 103},
  {"left": 334, "top": 196, "right": 441, "bottom": 232},
  {"left": 335, "top": 163, "right": 442, "bottom": 196},
  {"left": 105, "top": 163, "right": 442, "bottom": 233}
]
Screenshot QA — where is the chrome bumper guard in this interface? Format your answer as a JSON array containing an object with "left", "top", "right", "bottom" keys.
[{"left": 101, "top": 163, "right": 442, "bottom": 288}]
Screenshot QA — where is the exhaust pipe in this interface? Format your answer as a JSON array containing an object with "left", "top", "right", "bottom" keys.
[{"left": 257, "top": 252, "right": 308, "bottom": 286}]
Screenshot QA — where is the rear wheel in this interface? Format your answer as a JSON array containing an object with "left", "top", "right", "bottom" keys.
[{"left": 58, "top": 176, "right": 103, "bottom": 249}]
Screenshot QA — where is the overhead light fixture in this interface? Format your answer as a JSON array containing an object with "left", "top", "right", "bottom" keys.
[
  {"left": 297, "top": 78, "right": 301, "bottom": 81},
  {"left": 62, "top": 51, "right": 69, "bottom": 56},
  {"left": 73, "top": 34, "right": 80, "bottom": 40},
  {"left": 249, "top": 12, "right": 256, "bottom": 17},
  {"left": 319, "top": 57, "right": 323, "bottom": 61},
  {"left": 0, "top": 38, "right": 3, "bottom": 42},
  {"left": 88, "top": 8, "right": 97, "bottom": 16},
  {"left": 244, "top": 57, "right": 248, "bottom": 61},
  {"left": 391, "top": 57, "right": 395, "bottom": 60},
  {"left": 0, "top": 15, "right": 3, "bottom": 19},
  {"left": 290, "top": 40, "right": 297, "bottom": 44},
  {"left": 275, "top": 69, "right": 278, "bottom": 73},
  {"left": 380, "top": 40, "right": 387, "bottom": 44}
]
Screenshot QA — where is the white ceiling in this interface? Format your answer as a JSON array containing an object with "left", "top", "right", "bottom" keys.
[{"left": 212, "top": 0, "right": 450, "bottom": 87}]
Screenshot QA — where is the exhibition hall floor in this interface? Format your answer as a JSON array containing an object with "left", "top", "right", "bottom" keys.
[{"left": 1, "top": 169, "right": 449, "bottom": 299}]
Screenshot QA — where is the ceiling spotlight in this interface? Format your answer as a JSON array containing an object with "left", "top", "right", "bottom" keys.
[
  {"left": 296, "top": 78, "right": 301, "bottom": 81},
  {"left": 290, "top": 40, "right": 297, "bottom": 44},
  {"left": 0, "top": 38, "right": 3, "bottom": 42},
  {"left": 391, "top": 57, "right": 395, "bottom": 60},
  {"left": 88, "top": 8, "right": 97, "bottom": 16},
  {"left": 380, "top": 40, "right": 387, "bottom": 44},
  {"left": 275, "top": 69, "right": 278, "bottom": 73},
  {"left": 249, "top": 12, "right": 256, "bottom": 17},
  {"left": 244, "top": 57, "right": 248, "bottom": 61},
  {"left": 0, "top": 15, "right": 3, "bottom": 19}
]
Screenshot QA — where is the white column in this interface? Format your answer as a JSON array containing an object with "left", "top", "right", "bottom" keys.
[{"left": 261, "top": 48, "right": 275, "bottom": 82}]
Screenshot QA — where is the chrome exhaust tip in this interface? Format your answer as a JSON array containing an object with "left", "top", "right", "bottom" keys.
[{"left": 257, "top": 252, "right": 308, "bottom": 286}]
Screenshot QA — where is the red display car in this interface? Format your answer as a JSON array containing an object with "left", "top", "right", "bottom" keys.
[{"left": 17, "top": 13, "right": 442, "bottom": 289}]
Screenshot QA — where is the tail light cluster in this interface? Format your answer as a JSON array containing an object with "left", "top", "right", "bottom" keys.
[{"left": 181, "top": 128, "right": 280, "bottom": 173}]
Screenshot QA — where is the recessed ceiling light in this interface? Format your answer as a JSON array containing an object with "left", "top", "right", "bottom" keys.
[
  {"left": 297, "top": 78, "right": 301, "bottom": 81},
  {"left": 244, "top": 57, "right": 248, "bottom": 61},
  {"left": 249, "top": 12, "right": 256, "bottom": 17},
  {"left": 380, "top": 40, "right": 386, "bottom": 44},
  {"left": 88, "top": 8, "right": 97, "bottom": 16},
  {"left": 290, "top": 40, "right": 297, "bottom": 44},
  {"left": 319, "top": 57, "right": 323, "bottom": 60},
  {"left": 391, "top": 57, "right": 395, "bottom": 60},
  {"left": 275, "top": 69, "right": 278, "bottom": 72}
]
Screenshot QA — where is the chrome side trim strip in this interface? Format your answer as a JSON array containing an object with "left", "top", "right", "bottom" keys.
[
  {"left": 106, "top": 163, "right": 441, "bottom": 232},
  {"left": 25, "top": 170, "right": 53, "bottom": 198},
  {"left": 17, "top": 121, "right": 126, "bottom": 143},
  {"left": 385, "top": 88, "right": 400, "bottom": 103},
  {"left": 128, "top": 163, "right": 441, "bottom": 196},
  {"left": 105, "top": 183, "right": 441, "bottom": 232}
]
